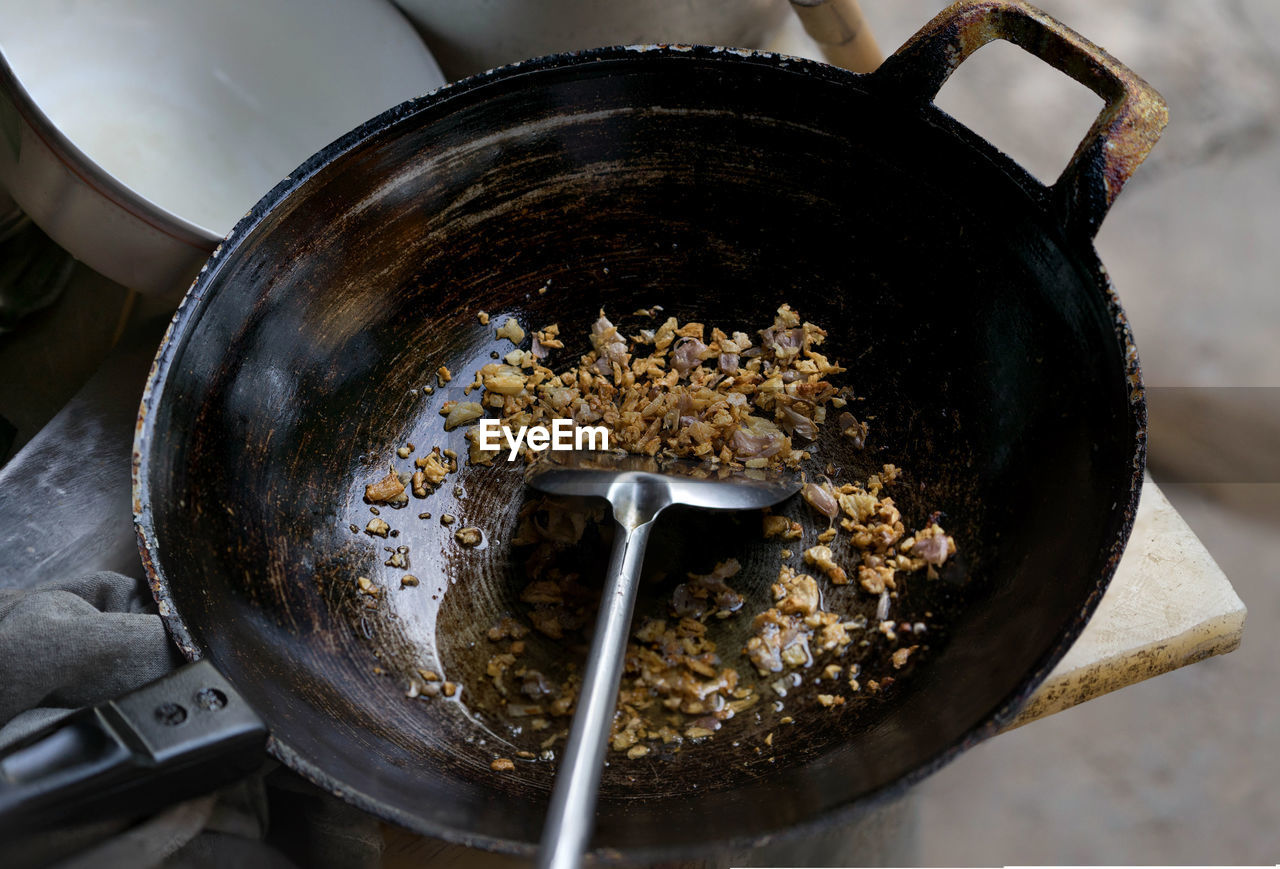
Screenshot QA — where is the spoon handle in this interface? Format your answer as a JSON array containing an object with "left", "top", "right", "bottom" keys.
[{"left": 537, "top": 517, "right": 655, "bottom": 869}]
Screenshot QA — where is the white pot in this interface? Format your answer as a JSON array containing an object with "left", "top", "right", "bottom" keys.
[
  {"left": 392, "top": 0, "right": 790, "bottom": 79},
  {"left": 0, "top": 0, "right": 445, "bottom": 296}
]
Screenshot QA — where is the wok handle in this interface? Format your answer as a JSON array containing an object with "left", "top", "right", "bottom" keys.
[
  {"left": 0, "top": 660, "right": 267, "bottom": 835},
  {"left": 874, "top": 0, "right": 1168, "bottom": 238}
]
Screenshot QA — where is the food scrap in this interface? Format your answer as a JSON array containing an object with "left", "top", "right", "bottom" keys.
[
  {"left": 345, "top": 303, "right": 957, "bottom": 769},
  {"left": 454, "top": 526, "right": 483, "bottom": 547},
  {"left": 457, "top": 305, "right": 841, "bottom": 468}
]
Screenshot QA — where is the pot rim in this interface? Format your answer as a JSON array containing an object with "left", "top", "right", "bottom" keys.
[{"left": 0, "top": 47, "right": 219, "bottom": 249}]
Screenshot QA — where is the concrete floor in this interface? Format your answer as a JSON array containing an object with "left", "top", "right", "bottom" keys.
[
  {"left": 916, "top": 483, "right": 1278, "bottom": 865},
  {"left": 850, "top": 2, "right": 1280, "bottom": 864}
]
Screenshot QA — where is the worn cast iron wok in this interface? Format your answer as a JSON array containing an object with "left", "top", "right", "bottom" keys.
[{"left": 0, "top": 0, "right": 1167, "bottom": 862}]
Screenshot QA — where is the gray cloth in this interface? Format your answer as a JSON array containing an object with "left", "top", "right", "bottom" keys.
[
  {"left": 0, "top": 571, "right": 384, "bottom": 869},
  {"left": 0, "top": 337, "right": 385, "bottom": 868},
  {"left": 0, "top": 571, "right": 182, "bottom": 742}
]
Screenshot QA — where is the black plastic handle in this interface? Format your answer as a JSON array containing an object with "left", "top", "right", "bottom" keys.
[
  {"left": 874, "top": 0, "right": 1168, "bottom": 238},
  {"left": 0, "top": 660, "right": 267, "bottom": 834}
]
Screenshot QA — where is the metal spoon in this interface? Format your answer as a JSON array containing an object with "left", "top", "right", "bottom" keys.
[{"left": 527, "top": 451, "right": 801, "bottom": 869}]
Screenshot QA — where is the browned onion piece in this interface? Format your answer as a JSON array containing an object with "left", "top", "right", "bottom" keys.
[
  {"left": 801, "top": 481, "right": 839, "bottom": 519},
  {"left": 730, "top": 415, "right": 785, "bottom": 458},
  {"left": 779, "top": 404, "right": 818, "bottom": 440},
  {"left": 911, "top": 534, "right": 951, "bottom": 566},
  {"left": 590, "top": 313, "right": 629, "bottom": 365},
  {"left": 671, "top": 336, "right": 708, "bottom": 374}
]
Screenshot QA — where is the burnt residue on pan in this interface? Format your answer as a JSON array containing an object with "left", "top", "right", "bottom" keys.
[{"left": 134, "top": 3, "right": 1162, "bottom": 861}]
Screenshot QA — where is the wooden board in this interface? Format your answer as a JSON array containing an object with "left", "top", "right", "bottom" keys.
[{"left": 1009, "top": 476, "right": 1246, "bottom": 727}]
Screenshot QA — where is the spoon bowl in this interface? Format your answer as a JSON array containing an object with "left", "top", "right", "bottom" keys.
[{"left": 527, "top": 450, "right": 803, "bottom": 519}]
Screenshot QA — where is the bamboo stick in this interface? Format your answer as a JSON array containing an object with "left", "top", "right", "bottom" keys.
[{"left": 789, "top": 0, "right": 884, "bottom": 72}]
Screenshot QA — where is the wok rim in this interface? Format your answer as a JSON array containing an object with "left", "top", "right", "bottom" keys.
[{"left": 132, "top": 44, "right": 1146, "bottom": 861}]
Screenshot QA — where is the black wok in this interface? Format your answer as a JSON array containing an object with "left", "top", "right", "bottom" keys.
[{"left": 0, "top": 0, "right": 1165, "bottom": 863}]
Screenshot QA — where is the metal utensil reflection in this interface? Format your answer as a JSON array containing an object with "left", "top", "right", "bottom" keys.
[{"left": 525, "top": 450, "right": 801, "bottom": 869}]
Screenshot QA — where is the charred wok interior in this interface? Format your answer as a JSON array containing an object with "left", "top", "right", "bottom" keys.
[
  {"left": 363, "top": 303, "right": 960, "bottom": 764},
  {"left": 136, "top": 48, "right": 1142, "bottom": 857}
]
